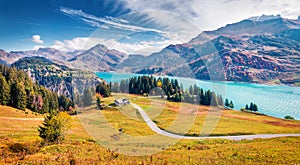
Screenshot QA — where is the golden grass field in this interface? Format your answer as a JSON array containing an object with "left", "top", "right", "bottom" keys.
[
  {"left": 0, "top": 95, "right": 300, "bottom": 164},
  {"left": 102, "top": 93, "right": 300, "bottom": 136}
]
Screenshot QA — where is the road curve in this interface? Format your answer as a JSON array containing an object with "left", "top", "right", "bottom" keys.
[{"left": 131, "top": 103, "right": 300, "bottom": 141}]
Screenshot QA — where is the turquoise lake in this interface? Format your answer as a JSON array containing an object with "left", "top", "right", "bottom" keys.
[{"left": 96, "top": 72, "right": 300, "bottom": 120}]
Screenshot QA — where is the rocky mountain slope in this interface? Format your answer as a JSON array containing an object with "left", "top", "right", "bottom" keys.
[
  {"left": 0, "top": 49, "right": 22, "bottom": 64},
  {"left": 11, "top": 56, "right": 102, "bottom": 98},
  {"left": 68, "top": 44, "right": 128, "bottom": 71},
  {"left": 118, "top": 15, "right": 300, "bottom": 85}
]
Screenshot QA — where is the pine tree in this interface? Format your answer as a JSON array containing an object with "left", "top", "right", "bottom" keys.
[
  {"left": 218, "top": 95, "right": 224, "bottom": 106},
  {"left": 11, "top": 82, "right": 27, "bottom": 110},
  {"left": 111, "top": 82, "right": 120, "bottom": 93},
  {"left": 58, "top": 95, "right": 69, "bottom": 111},
  {"left": 189, "top": 86, "right": 194, "bottom": 95},
  {"left": 38, "top": 111, "right": 71, "bottom": 144},
  {"left": 120, "top": 80, "right": 127, "bottom": 93},
  {"left": 225, "top": 99, "right": 229, "bottom": 107},
  {"left": 249, "top": 102, "right": 254, "bottom": 112},
  {"left": 39, "top": 87, "right": 50, "bottom": 113},
  {"left": 82, "top": 88, "right": 93, "bottom": 107},
  {"left": 0, "top": 75, "right": 10, "bottom": 105},
  {"left": 229, "top": 101, "right": 234, "bottom": 109},
  {"left": 96, "top": 82, "right": 110, "bottom": 97},
  {"left": 253, "top": 104, "right": 258, "bottom": 112},
  {"left": 210, "top": 92, "right": 218, "bottom": 106},
  {"left": 245, "top": 104, "right": 249, "bottom": 110}
]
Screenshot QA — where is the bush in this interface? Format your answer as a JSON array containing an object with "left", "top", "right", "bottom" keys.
[{"left": 284, "top": 116, "right": 295, "bottom": 120}]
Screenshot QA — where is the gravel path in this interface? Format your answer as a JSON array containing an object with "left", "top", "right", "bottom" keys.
[{"left": 131, "top": 103, "right": 300, "bottom": 140}]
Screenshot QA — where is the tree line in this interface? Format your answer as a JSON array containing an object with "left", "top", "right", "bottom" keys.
[
  {"left": 109, "top": 75, "right": 233, "bottom": 107},
  {"left": 242, "top": 102, "right": 258, "bottom": 112},
  {"left": 0, "top": 65, "right": 73, "bottom": 113}
]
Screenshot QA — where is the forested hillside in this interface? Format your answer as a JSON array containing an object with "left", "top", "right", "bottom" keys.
[
  {"left": 11, "top": 56, "right": 103, "bottom": 99},
  {"left": 0, "top": 64, "right": 73, "bottom": 113}
]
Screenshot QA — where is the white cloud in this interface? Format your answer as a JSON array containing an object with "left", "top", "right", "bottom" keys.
[
  {"left": 46, "top": 37, "right": 181, "bottom": 55},
  {"left": 121, "top": 0, "right": 300, "bottom": 30},
  {"left": 31, "top": 35, "right": 44, "bottom": 44}
]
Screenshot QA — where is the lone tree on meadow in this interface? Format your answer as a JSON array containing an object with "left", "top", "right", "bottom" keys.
[{"left": 38, "top": 111, "right": 71, "bottom": 144}]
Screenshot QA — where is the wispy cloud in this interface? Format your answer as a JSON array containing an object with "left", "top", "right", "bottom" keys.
[
  {"left": 59, "top": 7, "right": 172, "bottom": 37},
  {"left": 58, "top": 7, "right": 196, "bottom": 54},
  {"left": 31, "top": 35, "right": 44, "bottom": 44},
  {"left": 121, "top": 0, "right": 300, "bottom": 30}
]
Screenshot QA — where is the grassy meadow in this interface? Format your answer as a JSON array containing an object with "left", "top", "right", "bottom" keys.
[{"left": 0, "top": 94, "right": 300, "bottom": 164}]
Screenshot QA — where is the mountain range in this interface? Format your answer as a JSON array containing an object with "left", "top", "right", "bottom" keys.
[{"left": 1, "top": 14, "right": 300, "bottom": 85}]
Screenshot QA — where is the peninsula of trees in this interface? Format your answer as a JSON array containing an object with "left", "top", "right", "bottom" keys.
[{"left": 109, "top": 75, "right": 234, "bottom": 107}]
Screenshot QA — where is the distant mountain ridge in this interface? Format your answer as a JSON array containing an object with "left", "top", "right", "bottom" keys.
[
  {"left": 68, "top": 44, "right": 128, "bottom": 71},
  {"left": 1, "top": 14, "right": 300, "bottom": 85},
  {"left": 118, "top": 15, "right": 300, "bottom": 84}
]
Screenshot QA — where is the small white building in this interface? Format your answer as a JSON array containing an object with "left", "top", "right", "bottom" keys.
[{"left": 114, "top": 98, "right": 130, "bottom": 106}]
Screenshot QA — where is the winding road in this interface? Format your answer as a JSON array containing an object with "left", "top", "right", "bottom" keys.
[{"left": 131, "top": 103, "right": 300, "bottom": 140}]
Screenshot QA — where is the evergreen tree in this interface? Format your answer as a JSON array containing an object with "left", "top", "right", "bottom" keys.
[
  {"left": 189, "top": 86, "right": 194, "bottom": 95},
  {"left": 11, "top": 82, "right": 27, "bottom": 110},
  {"left": 245, "top": 104, "right": 249, "bottom": 110},
  {"left": 210, "top": 92, "right": 218, "bottom": 106},
  {"left": 82, "top": 88, "right": 93, "bottom": 107},
  {"left": 112, "top": 82, "right": 120, "bottom": 93},
  {"left": 225, "top": 99, "right": 229, "bottom": 107},
  {"left": 96, "top": 82, "right": 110, "bottom": 97},
  {"left": 218, "top": 95, "right": 224, "bottom": 106},
  {"left": 167, "top": 92, "right": 171, "bottom": 100},
  {"left": 39, "top": 87, "right": 50, "bottom": 113},
  {"left": 58, "top": 95, "right": 69, "bottom": 111},
  {"left": 38, "top": 111, "right": 71, "bottom": 144},
  {"left": 120, "top": 79, "right": 127, "bottom": 93},
  {"left": 249, "top": 102, "right": 254, "bottom": 112},
  {"left": 253, "top": 104, "right": 258, "bottom": 112},
  {"left": 96, "top": 96, "right": 101, "bottom": 110},
  {"left": 229, "top": 101, "right": 234, "bottom": 109},
  {"left": 200, "top": 89, "right": 205, "bottom": 105},
  {"left": 0, "top": 75, "right": 10, "bottom": 105}
]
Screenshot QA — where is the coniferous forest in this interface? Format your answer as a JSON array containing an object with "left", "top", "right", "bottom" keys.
[
  {"left": 0, "top": 64, "right": 73, "bottom": 114},
  {"left": 110, "top": 75, "right": 233, "bottom": 107}
]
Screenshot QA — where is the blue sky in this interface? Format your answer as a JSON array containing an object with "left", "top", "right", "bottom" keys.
[
  {"left": 1, "top": 0, "right": 300, "bottom": 54},
  {"left": 0, "top": 0, "right": 130, "bottom": 51}
]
